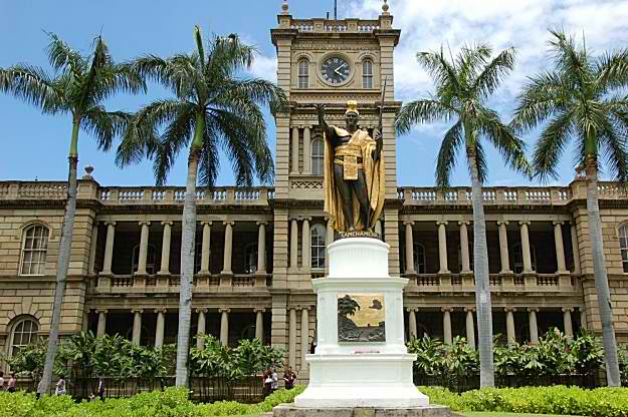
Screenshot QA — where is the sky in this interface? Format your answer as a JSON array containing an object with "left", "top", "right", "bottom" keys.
[{"left": 1, "top": 0, "right": 627, "bottom": 187}]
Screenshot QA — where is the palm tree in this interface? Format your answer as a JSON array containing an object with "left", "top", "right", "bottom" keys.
[
  {"left": 396, "top": 45, "right": 531, "bottom": 387},
  {"left": 0, "top": 34, "right": 142, "bottom": 395},
  {"left": 117, "top": 26, "right": 285, "bottom": 387},
  {"left": 512, "top": 30, "right": 628, "bottom": 387}
]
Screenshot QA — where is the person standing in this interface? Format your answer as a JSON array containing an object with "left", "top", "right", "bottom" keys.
[
  {"left": 55, "top": 376, "right": 66, "bottom": 396},
  {"left": 270, "top": 368, "right": 279, "bottom": 393},
  {"left": 97, "top": 377, "right": 105, "bottom": 401},
  {"left": 7, "top": 373, "right": 16, "bottom": 393},
  {"left": 283, "top": 366, "right": 297, "bottom": 390},
  {"left": 262, "top": 367, "right": 273, "bottom": 398}
]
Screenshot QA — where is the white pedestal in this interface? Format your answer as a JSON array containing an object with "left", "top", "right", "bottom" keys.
[{"left": 294, "top": 237, "right": 429, "bottom": 408}]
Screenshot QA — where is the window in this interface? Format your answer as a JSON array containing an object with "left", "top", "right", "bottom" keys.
[
  {"left": 311, "top": 224, "right": 327, "bottom": 269},
  {"left": 513, "top": 244, "right": 537, "bottom": 273},
  {"left": 194, "top": 239, "right": 202, "bottom": 273},
  {"left": 20, "top": 224, "right": 49, "bottom": 275},
  {"left": 244, "top": 243, "right": 258, "bottom": 274},
  {"left": 311, "top": 138, "right": 324, "bottom": 176},
  {"left": 620, "top": 224, "right": 628, "bottom": 273},
  {"left": 9, "top": 317, "right": 38, "bottom": 357},
  {"left": 414, "top": 243, "right": 426, "bottom": 274},
  {"left": 362, "top": 59, "right": 374, "bottom": 88},
  {"left": 132, "top": 244, "right": 157, "bottom": 275},
  {"left": 298, "top": 59, "right": 309, "bottom": 88}
]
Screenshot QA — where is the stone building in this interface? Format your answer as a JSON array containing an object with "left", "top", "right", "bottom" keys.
[{"left": 1, "top": 3, "right": 628, "bottom": 377}]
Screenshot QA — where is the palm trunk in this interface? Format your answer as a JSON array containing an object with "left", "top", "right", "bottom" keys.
[
  {"left": 467, "top": 144, "right": 495, "bottom": 388},
  {"left": 175, "top": 114, "right": 204, "bottom": 387},
  {"left": 37, "top": 119, "right": 80, "bottom": 395},
  {"left": 585, "top": 160, "right": 621, "bottom": 386}
]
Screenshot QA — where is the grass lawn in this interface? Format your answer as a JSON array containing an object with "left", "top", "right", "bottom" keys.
[{"left": 461, "top": 413, "right": 584, "bottom": 417}]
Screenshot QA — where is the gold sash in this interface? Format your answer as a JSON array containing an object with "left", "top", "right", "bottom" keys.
[{"left": 335, "top": 144, "right": 361, "bottom": 180}]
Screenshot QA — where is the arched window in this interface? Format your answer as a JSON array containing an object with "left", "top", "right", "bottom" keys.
[
  {"left": 298, "top": 59, "right": 309, "bottom": 88},
  {"left": 9, "top": 317, "right": 39, "bottom": 357},
  {"left": 619, "top": 224, "right": 628, "bottom": 273},
  {"left": 311, "top": 138, "right": 324, "bottom": 176},
  {"left": 311, "top": 224, "right": 327, "bottom": 269},
  {"left": 362, "top": 59, "right": 374, "bottom": 88},
  {"left": 132, "top": 244, "right": 157, "bottom": 275},
  {"left": 414, "top": 243, "right": 426, "bottom": 274},
  {"left": 20, "top": 224, "right": 49, "bottom": 276},
  {"left": 244, "top": 243, "right": 258, "bottom": 274},
  {"left": 513, "top": 244, "right": 537, "bottom": 273}
]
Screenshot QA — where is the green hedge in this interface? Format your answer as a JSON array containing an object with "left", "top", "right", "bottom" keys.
[
  {"left": 0, "top": 385, "right": 305, "bottom": 417},
  {"left": 421, "top": 386, "right": 628, "bottom": 417}
]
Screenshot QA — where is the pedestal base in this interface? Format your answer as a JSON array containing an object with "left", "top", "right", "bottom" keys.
[
  {"left": 273, "top": 404, "right": 454, "bottom": 417},
  {"left": 295, "top": 353, "right": 428, "bottom": 408}
]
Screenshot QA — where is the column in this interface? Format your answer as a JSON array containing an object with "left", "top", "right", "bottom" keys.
[
  {"left": 155, "top": 309, "right": 166, "bottom": 348},
  {"left": 528, "top": 308, "right": 539, "bottom": 344},
  {"left": 302, "top": 218, "right": 311, "bottom": 270},
  {"left": 498, "top": 221, "right": 512, "bottom": 273},
  {"left": 459, "top": 221, "right": 471, "bottom": 273},
  {"left": 408, "top": 308, "right": 417, "bottom": 339},
  {"left": 506, "top": 308, "right": 516, "bottom": 345},
  {"left": 96, "top": 310, "right": 107, "bottom": 337},
  {"left": 88, "top": 223, "right": 99, "bottom": 274},
  {"left": 199, "top": 221, "right": 211, "bottom": 274},
  {"left": 303, "top": 126, "right": 311, "bottom": 175},
  {"left": 158, "top": 221, "right": 173, "bottom": 275},
  {"left": 136, "top": 221, "right": 150, "bottom": 275},
  {"left": 554, "top": 221, "right": 568, "bottom": 273},
  {"left": 404, "top": 222, "right": 415, "bottom": 274},
  {"left": 291, "top": 127, "right": 300, "bottom": 174},
  {"left": 519, "top": 221, "right": 533, "bottom": 273},
  {"left": 255, "top": 308, "right": 265, "bottom": 341},
  {"left": 437, "top": 221, "right": 450, "bottom": 273},
  {"left": 132, "top": 310, "right": 142, "bottom": 345},
  {"left": 442, "top": 308, "right": 452, "bottom": 344},
  {"left": 465, "top": 308, "right": 476, "bottom": 349},
  {"left": 220, "top": 308, "right": 230, "bottom": 345},
  {"left": 290, "top": 219, "right": 299, "bottom": 269},
  {"left": 571, "top": 224, "right": 581, "bottom": 274},
  {"left": 102, "top": 222, "right": 116, "bottom": 274},
  {"left": 562, "top": 308, "right": 574, "bottom": 338},
  {"left": 222, "top": 221, "right": 233, "bottom": 274},
  {"left": 288, "top": 308, "right": 297, "bottom": 367},
  {"left": 257, "top": 222, "right": 267, "bottom": 274},
  {"left": 301, "top": 307, "right": 309, "bottom": 370},
  {"left": 196, "top": 309, "right": 207, "bottom": 349}
]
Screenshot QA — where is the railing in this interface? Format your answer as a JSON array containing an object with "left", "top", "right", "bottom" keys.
[
  {"left": 99, "top": 187, "right": 272, "bottom": 206},
  {"left": 407, "top": 273, "right": 568, "bottom": 292},
  {"left": 399, "top": 186, "right": 574, "bottom": 205},
  {"left": 111, "top": 275, "right": 133, "bottom": 287},
  {"left": 289, "top": 19, "right": 380, "bottom": 33},
  {"left": 96, "top": 273, "right": 267, "bottom": 292}
]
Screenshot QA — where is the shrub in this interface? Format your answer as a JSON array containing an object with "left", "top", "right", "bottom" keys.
[{"left": 422, "top": 385, "right": 628, "bottom": 417}]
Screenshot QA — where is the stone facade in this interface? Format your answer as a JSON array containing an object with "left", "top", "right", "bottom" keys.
[{"left": 1, "top": 6, "right": 628, "bottom": 378}]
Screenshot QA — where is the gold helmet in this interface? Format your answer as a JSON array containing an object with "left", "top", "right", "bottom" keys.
[{"left": 345, "top": 100, "right": 359, "bottom": 116}]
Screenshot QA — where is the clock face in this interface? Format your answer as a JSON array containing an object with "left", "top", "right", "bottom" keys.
[{"left": 320, "top": 56, "right": 351, "bottom": 85}]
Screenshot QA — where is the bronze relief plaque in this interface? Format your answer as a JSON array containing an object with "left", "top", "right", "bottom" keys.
[{"left": 337, "top": 293, "right": 386, "bottom": 343}]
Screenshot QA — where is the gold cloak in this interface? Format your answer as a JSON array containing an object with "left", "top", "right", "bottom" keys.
[{"left": 323, "top": 126, "right": 385, "bottom": 232}]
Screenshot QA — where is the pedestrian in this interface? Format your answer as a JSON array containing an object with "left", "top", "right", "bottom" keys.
[
  {"left": 55, "top": 376, "right": 66, "bottom": 396},
  {"left": 7, "top": 373, "right": 16, "bottom": 393},
  {"left": 283, "top": 366, "right": 297, "bottom": 390},
  {"left": 97, "top": 377, "right": 105, "bottom": 401},
  {"left": 0, "top": 371, "right": 5, "bottom": 391},
  {"left": 262, "top": 367, "right": 273, "bottom": 398},
  {"left": 270, "top": 367, "right": 278, "bottom": 393}
]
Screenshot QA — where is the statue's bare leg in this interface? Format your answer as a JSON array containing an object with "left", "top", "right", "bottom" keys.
[
  {"left": 334, "top": 164, "right": 355, "bottom": 230},
  {"left": 352, "top": 170, "right": 370, "bottom": 229}
]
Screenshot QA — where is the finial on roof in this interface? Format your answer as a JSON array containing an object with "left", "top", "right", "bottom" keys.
[
  {"left": 83, "top": 165, "right": 94, "bottom": 180},
  {"left": 281, "top": 0, "right": 289, "bottom": 14},
  {"left": 382, "top": 0, "right": 390, "bottom": 14}
]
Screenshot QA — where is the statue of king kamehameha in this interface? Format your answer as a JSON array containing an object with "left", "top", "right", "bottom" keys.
[{"left": 316, "top": 101, "right": 385, "bottom": 234}]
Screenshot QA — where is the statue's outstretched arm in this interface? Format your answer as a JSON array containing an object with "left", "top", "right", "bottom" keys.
[{"left": 316, "top": 104, "right": 335, "bottom": 139}]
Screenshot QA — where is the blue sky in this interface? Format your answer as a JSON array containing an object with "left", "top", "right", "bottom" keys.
[{"left": 1, "top": 0, "right": 627, "bottom": 187}]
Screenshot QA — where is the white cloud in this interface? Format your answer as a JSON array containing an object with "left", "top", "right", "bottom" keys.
[
  {"left": 249, "top": 53, "right": 277, "bottom": 82},
  {"left": 341, "top": 0, "right": 628, "bottom": 185}
]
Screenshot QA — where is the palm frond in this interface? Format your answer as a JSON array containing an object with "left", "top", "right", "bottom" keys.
[
  {"left": 435, "top": 121, "right": 464, "bottom": 188},
  {"left": 82, "top": 106, "right": 130, "bottom": 151},
  {"left": 46, "top": 32, "right": 86, "bottom": 74},
  {"left": 601, "top": 112, "right": 628, "bottom": 184},
  {"left": 0, "top": 65, "right": 62, "bottom": 112},
  {"left": 416, "top": 49, "right": 461, "bottom": 95},
  {"left": 473, "top": 47, "right": 515, "bottom": 99},
  {"left": 457, "top": 43, "right": 492, "bottom": 86},
  {"left": 467, "top": 140, "right": 488, "bottom": 184},
  {"left": 395, "top": 99, "right": 455, "bottom": 135},
  {"left": 532, "top": 110, "right": 574, "bottom": 181},
  {"left": 511, "top": 71, "right": 568, "bottom": 131},
  {"left": 595, "top": 48, "right": 628, "bottom": 93}
]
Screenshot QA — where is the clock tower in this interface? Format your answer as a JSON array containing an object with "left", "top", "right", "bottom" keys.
[{"left": 269, "top": 0, "right": 401, "bottom": 352}]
